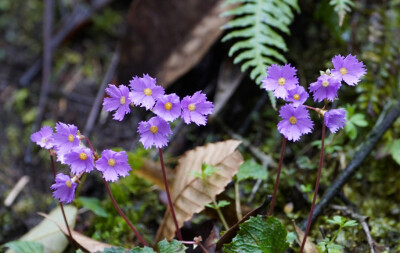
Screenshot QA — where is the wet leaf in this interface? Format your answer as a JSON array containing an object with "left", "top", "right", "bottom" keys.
[
  {"left": 224, "top": 216, "right": 288, "bottom": 253},
  {"left": 38, "top": 212, "right": 112, "bottom": 253},
  {"left": 6, "top": 206, "right": 76, "bottom": 253},
  {"left": 155, "top": 140, "right": 243, "bottom": 241},
  {"left": 4, "top": 241, "right": 43, "bottom": 253}
]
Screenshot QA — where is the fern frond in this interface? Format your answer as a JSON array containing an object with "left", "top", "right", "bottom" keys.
[
  {"left": 221, "top": 0, "right": 299, "bottom": 95},
  {"left": 330, "top": 0, "right": 354, "bottom": 26}
]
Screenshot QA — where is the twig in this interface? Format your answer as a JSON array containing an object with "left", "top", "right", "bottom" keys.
[
  {"left": 24, "top": 0, "right": 54, "bottom": 163},
  {"left": 300, "top": 102, "right": 400, "bottom": 229},
  {"left": 4, "top": 176, "right": 30, "bottom": 207},
  {"left": 19, "top": 0, "right": 113, "bottom": 86},
  {"left": 330, "top": 205, "right": 375, "bottom": 253},
  {"left": 84, "top": 46, "right": 120, "bottom": 136}
]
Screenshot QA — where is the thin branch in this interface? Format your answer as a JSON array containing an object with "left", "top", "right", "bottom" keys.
[{"left": 300, "top": 102, "right": 400, "bottom": 229}]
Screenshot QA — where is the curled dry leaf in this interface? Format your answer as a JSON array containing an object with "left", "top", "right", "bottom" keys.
[
  {"left": 156, "top": 140, "right": 243, "bottom": 241},
  {"left": 293, "top": 220, "right": 318, "bottom": 253},
  {"left": 118, "top": 0, "right": 232, "bottom": 87},
  {"left": 38, "top": 212, "right": 112, "bottom": 253}
]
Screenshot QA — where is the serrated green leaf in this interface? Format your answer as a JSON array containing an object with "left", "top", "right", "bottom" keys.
[
  {"left": 237, "top": 160, "right": 268, "bottom": 182},
  {"left": 76, "top": 197, "right": 109, "bottom": 218},
  {"left": 4, "top": 241, "right": 44, "bottom": 253},
  {"left": 224, "top": 216, "right": 288, "bottom": 253},
  {"left": 157, "top": 239, "right": 187, "bottom": 253}
]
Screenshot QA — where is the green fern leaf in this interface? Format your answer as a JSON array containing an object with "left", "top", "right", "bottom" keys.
[
  {"left": 330, "top": 0, "right": 354, "bottom": 26},
  {"left": 221, "top": 0, "right": 299, "bottom": 108}
]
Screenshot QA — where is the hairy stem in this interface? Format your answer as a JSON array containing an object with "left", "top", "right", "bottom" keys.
[
  {"left": 158, "top": 148, "right": 183, "bottom": 241},
  {"left": 50, "top": 155, "right": 74, "bottom": 245},
  {"left": 268, "top": 137, "right": 287, "bottom": 216},
  {"left": 299, "top": 122, "right": 326, "bottom": 253},
  {"left": 103, "top": 178, "right": 148, "bottom": 246}
]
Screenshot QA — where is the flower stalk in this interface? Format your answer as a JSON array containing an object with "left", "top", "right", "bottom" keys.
[
  {"left": 268, "top": 137, "right": 287, "bottom": 216},
  {"left": 159, "top": 148, "right": 183, "bottom": 241},
  {"left": 299, "top": 122, "right": 326, "bottom": 253}
]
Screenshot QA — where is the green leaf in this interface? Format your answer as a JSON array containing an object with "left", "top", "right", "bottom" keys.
[
  {"left": 75, "top": 197, "right": 109, "bottom": 218},
  {"left": 350, "top": 114, "right": 368, "bottom": 127},
  {"left": 224, "top": 215, "right": 289, "bottom": 253},
  {"left": 4, "top": 241, "right": 44, "bottom": 253},
  {"left": 237, "top": 160, "right": 268, "bottom": 182},
  {"left": 329, "top": 0, "right": 354, "bottom": 26},
  {"left": 345, "top": 121, "right": 357, "bottom": 140},
  {"left": 343, "top": 220, "right": 358, "bottom": 227},
  {"left": 157, "top": 239, "right": 187, "bottom": 253},
  {"left": 217, "top": 200, "right": 231, "bottom": 208},
  {"left": 390, "top": 139, "right": 400, "bottom": 165},
  {"left": 327, "top": 216, "right": 345, "bottom": 225}
]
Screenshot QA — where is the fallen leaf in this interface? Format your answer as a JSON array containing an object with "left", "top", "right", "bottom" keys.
[
  {"left": 118, "top": 0, "right": 232, "bottom": 87},
  {"left": 134, "top": 160, "right": 174, "bottom": 190},
  {"left": 293, "top": 221, "right": 319, "bottom": 253},
  {"left": 6, "top": 206, "right": 77, "bottom": 253},
  {"left": 38, "top": 212, "right": 112, "bottom": 253},
  {"left": 155, "top": 140, "right": 243, "bottom": 241},
  {"left": 212, "top": 57, "right": 244, "bottom": 117}
]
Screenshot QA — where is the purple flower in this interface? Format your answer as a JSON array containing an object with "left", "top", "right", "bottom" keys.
[
  {"left": 331, "top": 54, "right": 366, "bottom": 86},
  {"left": 262, "top": 64, "right": 299, "bottom": 99},
  {"left": 277, "top": 104, "right": 314, "bottom": 141},
  {"left": 324, "top": 109, "right": 346, "bottom": 133},
  {"left": 137, "top": 116, "right": 172, "bottom": 149},
  {"left": 129, "top": 74, "right": 165, "bottom": 110},
  {"left": 64, "top": 147, "right": 94, "bottom": 174},
  {"left": 30, "top": 126, "right": 54, "bottom": 149},
  {"left": 51, "top": 173, "right": 77, "bottom": 203},
  {"left": 103, "top": 84, "right": 132, "bottom": 121},
  {"left": 153, "top": 93, "right": 181, "bottom": 122},
  {"left": 309, "top": 75, "right": 341, "bottom": 102},
  {"left": 52, "top": 122, "right": 80, "bottom": 153},
  {"left": 96, "top": 150, "right": 131, "bottom": 182},
  {"left": 286, "top": 85, "right": 309, "bottom": 107},
  {"left": 181, "top": 91, "right": 214, "bottom": 126}
]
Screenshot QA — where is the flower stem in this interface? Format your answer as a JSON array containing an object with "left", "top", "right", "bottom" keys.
[
  {"left": 299, "top": 122, "right": 326, "bottom": 253},
  {"left": 158, "top": 148, "right": 183, "bottom": 241},
  {"left": 234, "top": 180, "right": 242, "bottom": 220},
  {"left": 102, "top": 178, "right": 148, "bottom": 246},
  {"left": 268, "top": 137, "right": 287, "bottom": 216},
  {"left": 49, "top": 154, "right": 74, "bottom": 245}
]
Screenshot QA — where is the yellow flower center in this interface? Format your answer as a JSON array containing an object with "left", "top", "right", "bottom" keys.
[
  {"left": 68, "top": 134, "right": 74, "bottom": 142},
  {"left": 164, "top": 102, "right": 172, "bottom": 111},
  {"left": 41, "top": 137, "right": 48, "bottom": 143},
  {"left": 143, "top": 88, "right": 152, "bottom": 96},
  {"left": 120, "top": 96, "right": 126, "bottom": 105},
  {"left": 289, "top": 116, "right": 297, "bottom": 125},
  {"left": 278, "top": 77, "right": 286, "bottom": 86},
  {"left": 79, "top": 152, "right": 88, "bottom": 160},
  {"left": 65, "top": 180, "right": 72, "bottom": 188},
  {"left": 322, "top": 80, "right": 329, "bottom": 87},
  {"left": 293, "top": 94, "right": 300, "bottom": 101},
  {"left": 188, "top": 103, "right": 196, "bottom": 111},
  {"left": 339, "top": 67, "right": 347, "bottom": 75},
  {"left": 150, "top": 125, "right": 158, "bottom": 134},
  {"left": 108, "top": 158, "right": 116, "bottom": 166}
]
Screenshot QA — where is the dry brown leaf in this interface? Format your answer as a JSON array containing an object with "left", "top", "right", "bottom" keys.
[
  {"left": 212, "top": 57, "right": 244, "bottom": 117},
  {"left": 155, "top": 140, "right": 243, "bottom": 241},
  {"left": 293, "top": 221, "right": 319, "bottom": 253},
  {"left": 38, "top": 212, "right": 112, "bottom": 253},
  {"left": 134, "top": 159, "right": 174, "bottom": 190},
  {"left": 118, "top": 0, "right": 232, "bottom": 87}
]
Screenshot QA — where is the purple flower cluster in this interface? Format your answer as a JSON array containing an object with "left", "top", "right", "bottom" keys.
[
  {"left": 263, "top": 54, "right": 366, "bottom": 140},
  {"left": 103, "top": 74, "right": 214, "bottom": 149},
  {"left": 31, "top": 123, "right": 133, "bottom": 203}
]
